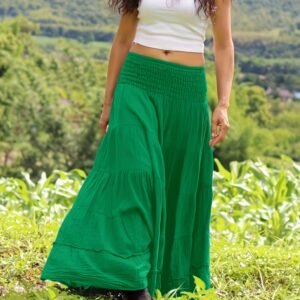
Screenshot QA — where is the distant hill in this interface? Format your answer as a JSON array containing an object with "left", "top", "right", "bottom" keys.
[
  {"left": 0, "top": 0, "right": 299, "bottom": 42},
  {"left": 232, "top": 0, "right": 299, "bottom": 34},
  {"left": 0, "top": 0, "right": 116, "bottom": 42}
]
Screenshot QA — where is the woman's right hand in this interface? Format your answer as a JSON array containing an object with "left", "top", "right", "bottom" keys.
[{"left": 99, "top": 102, "right": 112, "bottom": 136}]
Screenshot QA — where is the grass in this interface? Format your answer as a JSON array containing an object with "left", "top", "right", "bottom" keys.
[
  {"left": 211, "top": 236, "right": 300, "bottom": 299},
  {"left": 0, "top": 211, "right": 299, "bottom": 299}
]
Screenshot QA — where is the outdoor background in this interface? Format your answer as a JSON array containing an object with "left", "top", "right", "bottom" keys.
[{"left": 0, "top": 0, "right": 299, "bottom": 299}]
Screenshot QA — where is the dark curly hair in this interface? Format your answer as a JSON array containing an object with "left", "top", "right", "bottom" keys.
[{"left": 108, "top": 0, "right": 217, "bottom": 18}]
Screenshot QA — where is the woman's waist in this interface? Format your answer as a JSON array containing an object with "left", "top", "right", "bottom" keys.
[
  {"left": 129, "top": 42, "right": 206, "bottom": 67},
  {"left": 116, "top": 51, "right": 208, "bottom": 101}
]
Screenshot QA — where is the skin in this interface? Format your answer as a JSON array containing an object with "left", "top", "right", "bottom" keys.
[{"left": 99, "top": 0, "right": 234, "bottom": 148}]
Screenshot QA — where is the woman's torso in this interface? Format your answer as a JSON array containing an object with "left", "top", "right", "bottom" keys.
[
  {"left": 129, "top": 0, "right": 208, "bottom": 67},
  {"left": 129, "top": 43, "right": 206, "bottom": 67}
]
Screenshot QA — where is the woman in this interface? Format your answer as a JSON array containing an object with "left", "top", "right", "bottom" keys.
[{"left": 40, "top": 0, "right": 234, "bottom": 299}]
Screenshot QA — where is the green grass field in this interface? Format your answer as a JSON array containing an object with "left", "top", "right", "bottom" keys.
[{"left": 1, "top": 157, "right": 299, "bottom": 299}]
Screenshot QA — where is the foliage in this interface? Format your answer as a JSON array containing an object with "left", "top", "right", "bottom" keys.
[
  {"left": 212, "top": 80, "right": 300, "bottom": 166},
  {"left": 0, "top": 17, "right": 300, "bottom": 178},
  {"left": 212, "top": 155, "right": 300, "bottom": 245},
  {"left": 0, "top": 0, "right": 116, "bottom": 42},
  {"left": 154, "top": 276, "right": 218, "bottom": 299},
  {"left": 0, "top": 169, "right": 86, "bottom": 222},
  {"left": 1, "top": 156, "right": 299, "bottom": 245},
  {"left": 0, "top": 18, "right": 107, "bottom": 178},
  {"left": 231, "top": 0, "right": 300, "bottom": 35},
  {"left": 0, "top": 0, "right": 299, "bottom": 42},
  {"left": 0, "top": 157, "right": 299, "bottom": 299}
]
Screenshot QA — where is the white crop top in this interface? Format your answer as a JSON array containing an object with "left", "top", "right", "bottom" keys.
[{"left": 133, "top": 0, "right": 210, "bottom": 53}]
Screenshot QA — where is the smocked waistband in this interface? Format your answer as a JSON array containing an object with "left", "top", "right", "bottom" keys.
[{"left": 116, "top": 51, "right": 208, "bottom": 102}]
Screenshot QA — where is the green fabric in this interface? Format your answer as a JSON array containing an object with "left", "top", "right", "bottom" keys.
[{"left": 40, "top": 51, "right": 214, "bottom": 298}]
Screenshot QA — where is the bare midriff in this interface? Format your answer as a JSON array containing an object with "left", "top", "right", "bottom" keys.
[{"left": 129, "top": 42, "right": 206, "bottom": 67}]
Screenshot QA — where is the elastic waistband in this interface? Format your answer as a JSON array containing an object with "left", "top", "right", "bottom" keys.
[{"left": 116, "top": 51, "right": 208, "bottom": 102}]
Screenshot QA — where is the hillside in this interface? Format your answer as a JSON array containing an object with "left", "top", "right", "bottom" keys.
[
  {"left": 0, "top": 1, "right": 299, "bottom": 100},
  {"left": 0, "top": 0, "right": 116, "bottom": 42},
  {"left": 232, "top": 0, "right": 300, "bottom": 35},
  {"left": 0, "top": 0, "right": 299, "bottom": 42}
]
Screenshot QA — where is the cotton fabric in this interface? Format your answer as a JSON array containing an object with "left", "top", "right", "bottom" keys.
[
  {"left": 40, "top": 51, "right": 214, "bottom": 298},
  {"left": 134, "top": 0, "right": 209, "bottom": 53}
]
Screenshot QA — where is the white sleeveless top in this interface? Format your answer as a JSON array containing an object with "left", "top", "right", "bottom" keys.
[{"left": 133, "top": 0, "right": 209, "bottom": 53}]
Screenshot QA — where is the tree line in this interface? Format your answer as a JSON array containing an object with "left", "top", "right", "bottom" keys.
[{"left": 0, "top": 18, "right": 299, "bottom": 179}]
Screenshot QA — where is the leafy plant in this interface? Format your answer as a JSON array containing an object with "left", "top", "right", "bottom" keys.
[
  {"left": 154, "top": 276, "right": 218, "bottom": 299},
  {"left": 212, "top": 154, "right": 300, "bottom": 245}
]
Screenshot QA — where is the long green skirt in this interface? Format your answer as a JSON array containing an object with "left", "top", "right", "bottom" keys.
[{"left": 40, "top": 51, "right": 214, "bottom": 298}]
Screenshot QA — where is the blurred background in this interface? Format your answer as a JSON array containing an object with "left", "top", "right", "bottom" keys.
[
  {"left": 0, "top": 0, "right": 299, "bottom": 177},
  {"left": 0, "top": 1, "right": 299, "bottom": 299}
]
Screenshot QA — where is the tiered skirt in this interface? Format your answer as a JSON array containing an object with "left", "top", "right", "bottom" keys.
[{"left": 40, "top": 51, "right": 214, "bottom": 298}]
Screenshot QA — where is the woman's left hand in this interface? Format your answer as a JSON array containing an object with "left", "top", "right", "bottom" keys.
[{"left": 209, "top": 104, "right": 230, "bottom": 147}]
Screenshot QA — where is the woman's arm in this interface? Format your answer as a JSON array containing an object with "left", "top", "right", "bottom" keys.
[
  {"left": 99, "top": 9, "right": 138, "bottom": 135},
  {"left": 103, "top": 9, "right": 138, "bottom": 106},
  {"left": 209, "top": 0, "right": 235, "bottom": 147}
]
